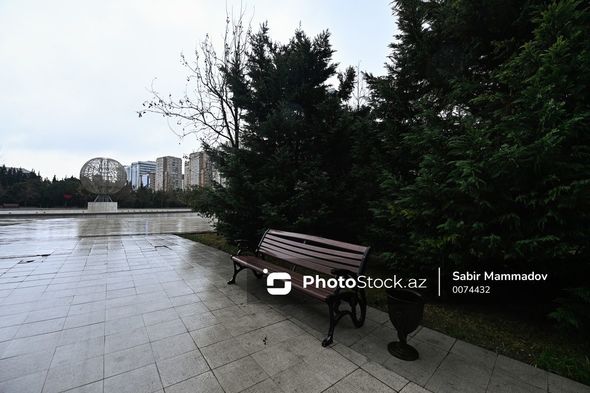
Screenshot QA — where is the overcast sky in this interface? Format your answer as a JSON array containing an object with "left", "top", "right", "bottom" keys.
[{"left": 0, "top": 0, "right": 395, "bottom": 179}]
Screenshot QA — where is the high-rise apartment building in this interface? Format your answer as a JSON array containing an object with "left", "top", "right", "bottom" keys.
[
  {"left": 184, "top": 151, "right": 219, "bottom": 189},
  {"left": 148, "top": 172, "right": 156, "bottom": 190},
  {"left": 128, "top": 161, "right": 156, "bottom": 190},
  {"left": 155, "top": 156, "right": 182, "bottom": 191}
]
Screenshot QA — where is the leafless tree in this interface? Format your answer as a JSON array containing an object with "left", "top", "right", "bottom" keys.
[
  {"left": 139, "top": 7, "right": 251, "bottom": 150},
  {"left": 352, "top": 62, "right": 369, "bottom": 110}
]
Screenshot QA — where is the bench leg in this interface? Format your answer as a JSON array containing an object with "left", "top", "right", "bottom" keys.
[
  {"left": 227, "top": 261, "right": 245, "bottom": 285},
  {"left": 322, "top": 299, "right": 337, "bottom": 347},
  {"left": 351, "top": 289, "right": 367, "bottom": 328}
]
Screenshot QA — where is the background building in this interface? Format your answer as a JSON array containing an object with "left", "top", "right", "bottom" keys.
[
  {"left": 155, "top": 156, "right": 182, "bottom": 191},
  {"left": 128, "top": 161, "right": 156, "bottom": 190},
  {"left": 184, "top": 151, "right": 219, "bottom": 188},
  {"left": 148, "top": 172, "right": 155, "bottom": 189},
  {"left": 124, "top": 165, "right": 131, "bottom": 184}
]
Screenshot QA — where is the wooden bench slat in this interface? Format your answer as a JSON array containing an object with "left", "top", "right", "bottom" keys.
[
  {"left": 258, "top": 245, "right": 335, "bottom": 275},
  {"left": 267, "top": 229, "right": 368, "bottom": 253},
  {"left": 259, "top": 243, "right": 360, "bottom": 273},
  {"left": 261, "top": 237, "right": 362, "bottom": 267},
  {"left": 264, "top": 234, "right": 364, "bottom": 261}
]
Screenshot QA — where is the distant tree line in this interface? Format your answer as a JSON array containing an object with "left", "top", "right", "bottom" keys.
[
  {"left": 146, "top": 0, "right": 589, "bottom": 330},
  {"left": 0, "top": 165, "right": 189, "bottom": 208}
]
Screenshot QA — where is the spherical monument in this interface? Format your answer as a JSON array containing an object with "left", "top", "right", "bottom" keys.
[{"left": 80, "top": 158, "right": 127, "bottom": 210}]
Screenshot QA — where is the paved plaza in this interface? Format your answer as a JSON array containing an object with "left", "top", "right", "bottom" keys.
[{"left": 0, "top": 214, "right": 588, "bottom": 393}]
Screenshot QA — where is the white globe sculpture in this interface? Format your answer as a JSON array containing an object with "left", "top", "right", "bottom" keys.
[{"left": 80, "top": 157, "right": 127, "bottom": 211}]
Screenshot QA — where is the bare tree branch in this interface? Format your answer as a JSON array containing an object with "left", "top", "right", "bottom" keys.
[{"left": 139, "top": 6, "right": 251, "bottom": 150}]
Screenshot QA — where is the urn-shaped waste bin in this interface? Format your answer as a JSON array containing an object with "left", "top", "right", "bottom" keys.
[{"left": 386, "top": 288, "right": 424, "bottom": 361}]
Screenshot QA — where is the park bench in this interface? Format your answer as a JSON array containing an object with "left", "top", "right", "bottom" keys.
[{"left": 228, "top": 229, "right": 370, "bottom": 346}]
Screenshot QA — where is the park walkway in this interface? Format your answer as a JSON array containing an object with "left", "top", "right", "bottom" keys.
[{"left": 0, "top": 215, "right": 588, "bottom": 393}]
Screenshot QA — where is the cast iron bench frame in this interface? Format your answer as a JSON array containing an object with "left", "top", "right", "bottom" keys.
[{"left": 227, "top": 229, "right": 370, "bottom": 346}]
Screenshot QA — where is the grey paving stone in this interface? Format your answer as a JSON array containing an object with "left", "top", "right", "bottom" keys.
[
  {"left": 147, "top": 318, "right": 187, "bottom": 342},
  {"left": 64, "top": 310, "right": 106, "bottom": 329},
  {"left": 72, "top": 292, "right": 107, "bottom": 305},
  {"left": 202, "top": 296, "right": 235, "bottom": 311},
  {"left": 104, "top": 343, "right": 155, "bottom": 377},
  {"left": 104, "top": 363, "right": 162, "bottom": 393},
  {"left": 366, "top": 307, "right": 390, "bottom": 324},
  {"left": 400, "top": 382, "right": 433, "bottom": 393},
  {"left": 324, "top": 368, "right": 397, "bottom": 393},
  {"left": 106, "top": 304, "right": 142, "bottom": 321},
  {"left": 15, "top": 317, "right": 65, "bottom": 338},
  {"left": 0, "top": 369, "right": 47, "bottom": 393},
  {"left": 107, "top": 287, "right": 137, "bottom": 299},
  {"left": 236, "top": 320, "right": 304, "bottom": 354},
  {"left": 488, "top": 370, "right": 546, "bottom": 393},
  {"left": 223, "top": 315, "right": 263, "bottom": 337},
  {"left": 3, "top": 331, "right": 62, "bottom": 358},
  {"left": 151, "top": 332, "right": 197, "bottom": 361},
  {"left": 68, "top": 301, "right": 105, "bottom": 317},
  {"left": 105, "top": 326, "right": 149, "bottom": 353},
  {"left": 170, "top": 294, "right": 201, "bottom": 307},
  {"left": 164, "top": 371, "right": 223, "bottom": 393},
  {"left": 251, "top": 341, "right": 304, "bottom": 377},
  {"left": 189, "top": 324, "right": 231, "bottom": 348},
  {"left": 383, "top": 340, "right": 448, "bottom": 386},
  {"left": 52, "top": 336, "right": 105, "bottom": 367},
  {"left": 156, "top": 349, "right": 209, "bottom": 387},
  {"left": 201, "top": 337, "right": 249, "bottom": 369},
  {"left": 272, "top": 361, "right": 332, "bottom": 393},
  {"left": 43, "top": 355, "right": 103, "bottom": 393},
  {"left": 0, "top": 350, "right": 53, "bottom": 382},
  {"left": 211, "top": 305, "right": 247, "bottom": 323},
  {"left": 362, "top": 360, "right": 409, "bottom": 391},
  {"left": 213, "top": 356, "right": 268, "bottom": 393},
  {"left": 548, "top": 372, "right": 590, "bottom": 393},
  {"left": 350, "top": 333, "right": 393, "bottom": 365},
  {"left": 425, "top": 352, "right": 492, "bottom": 393},
  {"left": 0, "top": 312, "right": 29, "bottom": 328},
  {"left": 495, "top": 355, "right": 548, "bottom": 390},
  {"left": 333, "top": 343, "right": 369, "bottom": 366},
  {"left": 239, "top": 378, "right": 281, "bottom": 393},
  {"left": 0, "top": 325, "right": 19, "bottom": 343},
  {"left": 303, "top": 346, "right": 358, "bottom": 384},
  {"left": 59, "top": 322, "right": 105, "bottom": 346},
  {"left": 105, "top": 314, "right": 144, "bottom": 336},
  {"left": 24, "top": 306, "right": 70, "bottom": 323},
  {"left": 63, "top": 380, "right": 103, "bottom": 393},
  {"left": 277, "top": 334, "right": 324, "bottom": 358},
  {"left": 450, "top": 339, "right": 497, "bottom": 369},
  {"left": 143, "top": 308, "right": 179, "bottom": 326},
  {"left": 180, "top": 312, "right": 218, "bottom": 331},
  {"left": 412, "top": 327, "right": 457, "bottom": 352}
]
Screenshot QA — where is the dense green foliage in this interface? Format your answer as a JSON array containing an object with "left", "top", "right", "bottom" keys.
[
  {"left": 192, "top": 0, "right": 590, "bottom": 332},
  {"left": 368, "top": 0, "right": 589, "bottom": 318},
  {"left": 370, "top": 0, "right": 590, "bottom": 282},
  {"left": 0, "top": 165, "right": 189, "bottom": 208},
  {"left": 198, "top": 26, "right": 373, "bottom": 244}
]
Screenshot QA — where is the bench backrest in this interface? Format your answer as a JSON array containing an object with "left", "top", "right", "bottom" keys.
[{"left": 256, "top": 229, "right": 370, "bottom": 276}]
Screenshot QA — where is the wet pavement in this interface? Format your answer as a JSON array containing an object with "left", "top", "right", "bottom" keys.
[
  {"left": 0, "top": 215, "right": 588, "bottom": 393},
  {"left": 0, "top": 208, "right": 192, "bottom": 217}
]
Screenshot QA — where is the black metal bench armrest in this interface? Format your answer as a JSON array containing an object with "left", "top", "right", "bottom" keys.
[{"left": 234, "top": 239, "right": 251, "bottom": 256}]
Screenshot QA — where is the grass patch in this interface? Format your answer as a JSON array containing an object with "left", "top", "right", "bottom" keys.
[
  {"left": 179, "top": 232, "right": 238, "bottom": 255},
  {"left": 180, "top": 231, "right": 590, "bottom": 385}
]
